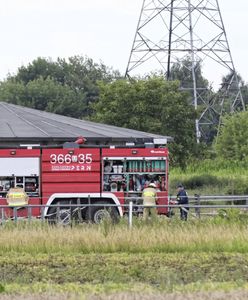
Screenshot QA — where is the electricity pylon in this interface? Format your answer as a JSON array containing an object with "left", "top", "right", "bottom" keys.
[{"left": 125, "top": 0, "right": 245, "bottom": 143}]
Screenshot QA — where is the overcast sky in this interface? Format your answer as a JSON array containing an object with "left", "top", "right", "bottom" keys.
[{"left": 0, "top": 0, "right": 247, "bottom": 84}]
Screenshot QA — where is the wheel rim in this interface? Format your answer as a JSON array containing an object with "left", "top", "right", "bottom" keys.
[
  {"left": 57, "top": 209, "right": 71, "bottom": 225},
  {"left": 93, "top": 209, "right": 111, "bottom": 224}
]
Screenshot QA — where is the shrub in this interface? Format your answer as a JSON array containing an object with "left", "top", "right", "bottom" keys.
[
  {"left": 171, "top": 174, "right": 220, "bottom": 190},
  {"left": 226, "top": 178, "right": 248, "bottom": 195}
]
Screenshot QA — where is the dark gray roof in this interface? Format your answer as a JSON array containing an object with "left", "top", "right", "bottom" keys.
[{"left": 0, "top": 102, "right": 172, "bottom": 145}]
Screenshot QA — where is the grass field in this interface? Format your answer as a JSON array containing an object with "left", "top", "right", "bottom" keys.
[
  {"left": 0, "top": 218, "right": 247, "bottom": 299},
  {"left": 170, "top": 159, "right": 248, "bottom": 195}
]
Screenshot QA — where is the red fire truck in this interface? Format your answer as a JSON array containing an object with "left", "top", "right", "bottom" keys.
[{"left": 0, "top": 140, "right": 169, "bottom": 223}]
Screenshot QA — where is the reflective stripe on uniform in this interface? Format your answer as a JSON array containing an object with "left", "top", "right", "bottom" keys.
[
  {"left": 142, "top": 187, "right": 156, "bottom": 206},
  {"left": 143, "top": 191, "right": 156, "bottom": 197}
]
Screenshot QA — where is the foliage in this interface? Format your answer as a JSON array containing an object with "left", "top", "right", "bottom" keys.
[
  {"left": 215, "top": 111, "right": 248, "bottom": 161},
  {"left": 0, "top": 77, "right": 85, "bottom": 118},
  {"left": 216, "top": 208, "right": 241, "bottom": 221},
  {"left": 0, "top": 56, "right": 120, "bottom": 118},
  {"left": 170, "top": 158, "right": 248, "bottom": 195},
  {"left": 170, "top": 56, "right": 209, "bottom": 89},
  {"left": 180, "top": 174, "right": 220, "bottom": 189},
  {"left": 220, "top": 72, "right": 244, "bottom": 90},
  {"left": 91, "top": 76, "right": 197, "bottom": 168},
  {"left": 241, "top": 84, "right": 248, "bottom": 107},
  {"left": 172, "top": 158, "right": 248, "bottom": 175}
]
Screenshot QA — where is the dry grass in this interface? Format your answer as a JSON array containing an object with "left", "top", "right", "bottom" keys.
[
  {"left": 1, "top": 290, "right": 248, "bottom": 300},
  {"left": 0, "top": 220, "right": 247, "bottom": 253}
]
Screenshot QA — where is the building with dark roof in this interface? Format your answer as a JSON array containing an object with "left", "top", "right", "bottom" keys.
[{"left": 0, "top": 102, "right": 172, "bottom": 147}]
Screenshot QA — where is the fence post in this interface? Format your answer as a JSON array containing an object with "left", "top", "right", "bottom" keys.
[
  {"left": 195, "top": 194, "right": 201, "bottom": 218},
  {"left": 41, "top": 206, "right": 45, "bottom": 223},
  {"left": 168, "top": 194, "right": 173, "bottom": 218},
  {"left": 128, "top": 200, "right": 133, "bottom": 229},
  {"left": 70, "top": 200, "right": 73, "bottom": 228},
  {"left": 1, "top": 208, "right": 5, "bottom": 225},
  {"left": 88, "top": 195, "right": 91, "bottom": 222},
  {"left": 77, "top": 198, "right": 83, "bottom": 222},
  {"left": 28, "top": 206, "right": 32, "bottom": 224},
  {"left": 56, "top": 202, "right": 60, "bottom": 223},
  {"left": 14, "top": 207, "right": 17, "bottom": 224}
]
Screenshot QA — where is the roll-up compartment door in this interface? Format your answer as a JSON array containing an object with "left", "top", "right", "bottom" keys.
[{"left": 0, "top": 158, "right": 40, "bottom": 176}]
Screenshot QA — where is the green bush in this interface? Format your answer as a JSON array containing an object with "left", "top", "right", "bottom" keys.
[
  {"left": 170, "top": 158, "right": 248, "bottom": 195},
  {"left": 0, "top": 284, "right": 5, "bottom": 293},
  {"left": 171, "top": 174, "right": 220, "bottom": 189},
  {"left": 185, "top": 174, "right": 220, "bottom": 189},
  {"left": 214, "top": 208, "right": 248, "bottom": 224},
  {"left": 226, "top": 178, "right": 248, "bottom": 195}
]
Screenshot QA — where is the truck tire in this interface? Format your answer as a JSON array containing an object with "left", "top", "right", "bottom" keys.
[
  {"left": 47, "top": 200, "right": 78, "bottom": 225},
  {"left": 86, "top": 201, "right": 119, "bottom": 224}
]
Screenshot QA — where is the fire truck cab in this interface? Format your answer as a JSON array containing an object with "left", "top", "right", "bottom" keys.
[{"left": 0, "top": 142, "right": 169, "bottom": 224}]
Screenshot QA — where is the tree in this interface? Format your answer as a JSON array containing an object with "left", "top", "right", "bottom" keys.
[
  {"left": 170, "top": 57, "right": 209, "bottom": 90},
  {"left": 215, "top": 111, "right": 248, "bottom": 161},
  {"left": 2, "top": 56, "right": 120, "bottom": 118},
  {"left": 91, "top": 76, "right": 197, "bottom": 168},
  {"left": 220, "top": 71, "right": 248, "bottom": 110},
  {"left": 0, "top": 77, "right": 85, "bottom": 118}
]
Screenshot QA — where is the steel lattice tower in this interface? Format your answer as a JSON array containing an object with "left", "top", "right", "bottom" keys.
[{"left": 125, "top": 0, "right": 245, "bottom": 143}]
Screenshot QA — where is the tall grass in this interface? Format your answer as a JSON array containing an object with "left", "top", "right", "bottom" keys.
[
  {"left": 172, "top": 159, "right": 248, "bottom": 176},
  {"left": 0, "top": 220, "right": 248, "bottom": 297},
  {"left": 170, "top": 159, "right": 248, "bottom": 195},
  {"left": 0, "top": 219, "right": 248, "bottom": 254}
]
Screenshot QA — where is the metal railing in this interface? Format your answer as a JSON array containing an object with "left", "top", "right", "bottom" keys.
[{"left": 0, "top": 195, "right": 248, "bottom": 228}]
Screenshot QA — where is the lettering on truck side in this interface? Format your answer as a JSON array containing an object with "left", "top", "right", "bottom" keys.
[
  {"left": 49, "top": 153, "right": 93, "bottom": 172},
  {"left": 50, "top": 153, "right": 93, "bottom": 164}
]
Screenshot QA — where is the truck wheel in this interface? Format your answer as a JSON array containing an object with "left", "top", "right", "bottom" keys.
[
  {"left": 47, "top": 201, "right": 77, "bottom": 225},
  {"left": 86, "top": 201, "right": 119, "bottom": 224}
]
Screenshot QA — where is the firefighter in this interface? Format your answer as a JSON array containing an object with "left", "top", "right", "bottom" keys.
[
  {"left": 142, "top": 182, "right": 157, "bottom": 220},
  {"left": 176, "top": 184, "right": 189, "bottom": 221}
]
